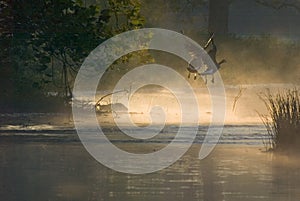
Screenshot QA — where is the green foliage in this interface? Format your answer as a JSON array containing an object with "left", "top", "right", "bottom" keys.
[
  {"left": 30, "top": 0, "right": 102, "bottom": 99},
  {"left": 96, "top": 0, "right": 152, "bottom": 71},
  {"left": 99, "top": 0, "right": 145, "bottom": 37},
  {"left": 0, "top": 0, "right": 146, "bottom": 108}
]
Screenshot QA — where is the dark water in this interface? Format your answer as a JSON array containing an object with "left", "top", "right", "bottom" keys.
[{"left": 0, "top": 125, "right": 300, "bottom": 201}]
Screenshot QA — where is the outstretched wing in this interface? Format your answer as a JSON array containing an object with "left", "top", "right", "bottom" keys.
[
  {"left": 204, "top": 33, "right": 215, "bottom": 49},
  {"left": 187, "top": 58, "right": 202, "bottom": 71},
  {"left": 200, "top": 67, "right": 214, "bottom": 75}
]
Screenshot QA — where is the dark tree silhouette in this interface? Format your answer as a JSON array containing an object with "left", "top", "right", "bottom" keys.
[
  {"left": 208, "top": 0, "right": 230, "bottom": 35},
  {"left": 208, "top": 0, "right": 300, "bottom": 35}
]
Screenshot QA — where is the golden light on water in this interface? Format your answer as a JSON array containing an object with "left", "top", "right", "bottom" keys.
[
  {"left": 97, "top": 84, "right": 291, "bottom": 126},
  {"left": 94, "top": 83, "right": 300, "bottom": 126}
]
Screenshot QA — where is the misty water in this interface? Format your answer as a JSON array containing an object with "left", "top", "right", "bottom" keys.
[
  {"left": 1, "top": 84, "right": 300, "bottom": 201},
  {"left": 1, "top": 121, "right": 300, "bottom": 201}
]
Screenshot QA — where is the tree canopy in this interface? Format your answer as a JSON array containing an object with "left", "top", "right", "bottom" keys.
[{"left": 0, "top": 0, "right": 145, "bottom": 107}]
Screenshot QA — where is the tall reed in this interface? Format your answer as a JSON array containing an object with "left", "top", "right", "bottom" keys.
[{"left": 260, "top": 89, "right": 300, "bottom": 151}]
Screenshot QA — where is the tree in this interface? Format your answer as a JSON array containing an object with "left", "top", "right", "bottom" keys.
[
  {"left": 207, "top": 0, "right": 300, "bottom": 35},
  {"left": 103, "top": 0, "right": 145, "bottom": 34},
  {"left": 31, "top": 0, "right": 101, "bottom": 101},
  {"left": 0, "top": 0, "right": 44, "bottom": 108},
  {"left": 0, "top": 0, "right": 146, "bottom": 107},
  {"left": 208, "top": 0, "right": 229, "bottom": 35}
]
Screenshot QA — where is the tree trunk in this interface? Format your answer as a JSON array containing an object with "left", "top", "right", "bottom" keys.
[
  {"left": 208, "top": 0, "right": 230, "bottom": 35},
  {"left": 62, "top": 63, "right": 72, "bottom": 103}
]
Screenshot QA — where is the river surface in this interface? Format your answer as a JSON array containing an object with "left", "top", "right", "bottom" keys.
[{"left": 0, "top": 123, "right": 300, "bottom": 201}]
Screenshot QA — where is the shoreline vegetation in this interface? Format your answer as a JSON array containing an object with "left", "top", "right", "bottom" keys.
[
  {"left": 1, "top": 34, "right": 300, "bottom": 114},
  {"left": 1, "top": 1, "right": 300, "bottom": 156},
  {"left": 260, "top": 89, "right": 300, "bottom": 153}
]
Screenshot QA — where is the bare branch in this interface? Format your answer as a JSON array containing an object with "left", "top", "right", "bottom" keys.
[
  {"left": 95, "top": 89, "right": 129, "bottom": 108},
  {"left": 232, "top": 86, "right": 246, "bottom": 112}
]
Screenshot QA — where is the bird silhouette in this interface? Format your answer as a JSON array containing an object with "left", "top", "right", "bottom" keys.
[
  {"left": 200, "top": 59, "right": 226, "bottom": 83},
  {"left": 187, "top": 58, "right": 201, "bottom": 80},
  {"left": 201, "top": 33, "right": 226, "bottom": 83}
]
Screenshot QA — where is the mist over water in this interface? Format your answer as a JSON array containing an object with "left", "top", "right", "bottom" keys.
[
  {"left": 2, "top": 1, "right": 300, "bottom": 200},
  {"left": 72, "top": 82, "right": 298, "bottom": 126},
  {"left": 139, "top": 0, "right": 300, "bottom": 85}
]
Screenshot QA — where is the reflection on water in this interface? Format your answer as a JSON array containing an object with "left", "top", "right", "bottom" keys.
[
  {"left": 1, "top": 140, "right": 300, "bottom": 201},
  {"left": 0, "top": 125, "right": 268, "bottom": 145}
]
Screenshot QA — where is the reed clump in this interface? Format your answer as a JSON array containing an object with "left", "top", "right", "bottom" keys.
[{"left": 260, "top": 89, "right": 300, "bottom": 152}]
